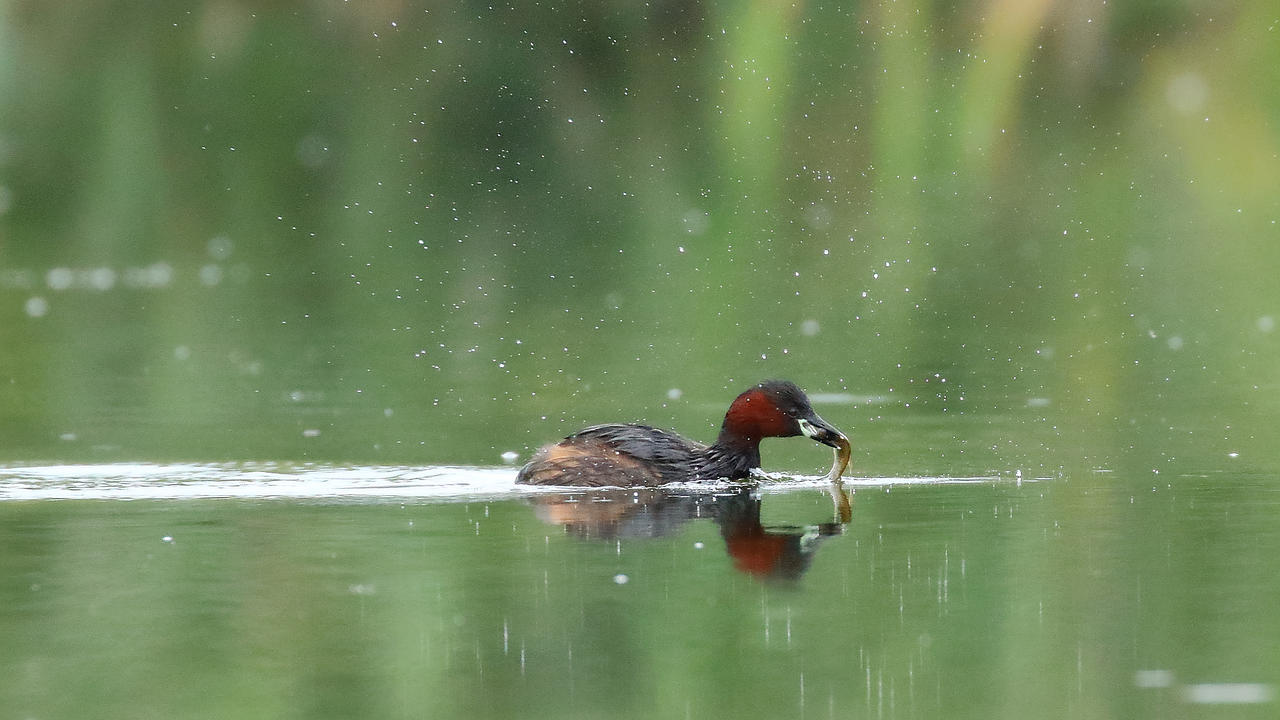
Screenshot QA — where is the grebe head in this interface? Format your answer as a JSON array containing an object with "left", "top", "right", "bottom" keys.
[{"left": 718, "top": 380, "right": 847, "bottom": 449}]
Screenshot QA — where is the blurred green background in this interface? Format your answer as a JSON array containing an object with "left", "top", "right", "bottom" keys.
[
  {"left": 4, "top": 5, "right": 1280, "bottom": 719},
  {"left": 1, "top": 0, "right": 1277, "bottom": 473}
]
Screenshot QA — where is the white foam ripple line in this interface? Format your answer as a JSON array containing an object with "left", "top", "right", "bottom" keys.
[
  {"left": 0, "top": 463, "right": 1011, "bottom": 502},
  {"left": 0, "top": 463, "right": 519, "bottom": 501}
]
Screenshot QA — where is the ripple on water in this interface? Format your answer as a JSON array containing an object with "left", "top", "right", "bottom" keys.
[{"left": 0, "top": 463, "right": 1007, "bottom": 502}]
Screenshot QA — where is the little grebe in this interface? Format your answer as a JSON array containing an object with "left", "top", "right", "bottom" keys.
[{"left": 516, "top": 380, "right": 850, "bottom": 487}]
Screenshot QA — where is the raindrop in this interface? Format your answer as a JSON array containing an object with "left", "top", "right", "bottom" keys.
[
  {"left": 1166, "top": 73, "right": 1208, "bottom": 115},
  {"left": 207, "top": 235, "right": 234, "bottom": 261},
  {"left": 46, "top": 268, "right": 73, "bottom": 290},
  {"left": 296, "top": 133, "right": 331, "bottom": 169},
  {"left": 24, "top": 297, "right": 48, "bottom": 317},
  {"left": 1182, "top": 683, "right": 1275, "bottom": 705},
  {"left": 126, "top": 263, "right": 173, "bottom": 288},
  {"left": 88, "top": 267, "right": 116, "bottom": 291},
  {"left": 1133, "top": 670, "right": 1174, "bottom": 688},
  {"left": 199, "top": 265, "right": 223, "bottom": 286},
  {"left": 681, "top": 210, "right": 709, "bottom": 236}
]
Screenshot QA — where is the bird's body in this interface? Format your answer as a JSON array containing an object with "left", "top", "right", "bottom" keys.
[{"left": 516, "top": 380, "right": 849, "bottom": 487}]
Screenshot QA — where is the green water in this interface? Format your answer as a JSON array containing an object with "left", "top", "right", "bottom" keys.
[
  {"left": 2, "top": 0, "right": 1279, "bottom": 717},
  {"left": 3, "top": 476, "right": 1278, "bottom": 720}
]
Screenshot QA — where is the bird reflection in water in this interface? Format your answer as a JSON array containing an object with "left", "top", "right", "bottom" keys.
[{"left": 529, "top": 482, "right": 851, "bottom": 582}]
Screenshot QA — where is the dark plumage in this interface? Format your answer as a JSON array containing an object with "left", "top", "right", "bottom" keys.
[{"left": 516, "top": 380, "right": 848, "bottom": 487}]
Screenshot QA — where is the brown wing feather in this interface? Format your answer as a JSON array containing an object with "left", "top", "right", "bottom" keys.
[
  {"left": 516, "top": 424, "right": 705, "bottom": 487},
  {"left": 516, "top": 437, "right": 665, "bottom": 486}
]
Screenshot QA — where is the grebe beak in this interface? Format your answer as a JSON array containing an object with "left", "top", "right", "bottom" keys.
[
  {"left": 798, "top": 416, "right": 847, "bottom": 449},
  {"left": 800, "top": 416, "right": 853, "bottom": 483}
]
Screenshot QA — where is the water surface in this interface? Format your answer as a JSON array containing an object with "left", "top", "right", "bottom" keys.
[{"left": 2, "top": 465, "right": 1276, "bottom": 720}]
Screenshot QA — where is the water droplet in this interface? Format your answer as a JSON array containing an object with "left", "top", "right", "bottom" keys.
[
  {"left": 199, "top": 264, "right": 223, "bottom": 286},
  {"left": 24, "top": 296, "right": 49, "bottom": 317},
  {"left": 46, "top": 268, "right": 73, "bottom": 290},
  {"left": 208, "top": 235, "right": 234, "bottom": 260}
]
